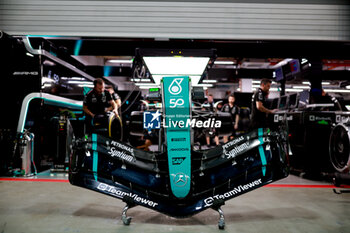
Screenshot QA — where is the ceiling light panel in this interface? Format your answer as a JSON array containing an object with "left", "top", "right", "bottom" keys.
[{"left": 143, "top": 56, "right": 210, "bottom": 84}]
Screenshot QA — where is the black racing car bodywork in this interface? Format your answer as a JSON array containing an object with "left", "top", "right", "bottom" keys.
[{"left": 69, "top": 128, "right": 289, "bottom": 220}]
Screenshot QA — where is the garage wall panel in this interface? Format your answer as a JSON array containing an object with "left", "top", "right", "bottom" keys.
[{"left": 0, "top": 0, "right": 349, "bottom": 40}]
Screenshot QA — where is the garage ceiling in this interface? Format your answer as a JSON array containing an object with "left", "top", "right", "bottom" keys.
[{"left": 28, "top": 36, "right": 349, "bottom": 83}]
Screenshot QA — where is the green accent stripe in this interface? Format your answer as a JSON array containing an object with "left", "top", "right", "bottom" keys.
[
  {"left": 92, "top": 134, "right": 97, "bottom": 150},
  {"left": 92, "top": 134, "right": 98, "bottom": 181},
  {"left": 44, "top": 98, "right": 82, "bottom": 110},
  {"left": 258, "top": 128, "right": 267, "bottom": 176}
]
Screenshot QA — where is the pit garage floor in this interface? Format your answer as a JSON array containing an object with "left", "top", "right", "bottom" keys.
[{"left": 0, "top": 173, "right": 349, "bottom": 233}]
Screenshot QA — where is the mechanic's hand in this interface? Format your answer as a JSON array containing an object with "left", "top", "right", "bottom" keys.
[
  {"left": 234, "top": 124, "right": 238, "bottom": 130},
  {"left": 271, "top": 109, "right": 278, "bottom": 114},
  {"left": 113, "top": 109, "right": 119, "bottom": 117}
]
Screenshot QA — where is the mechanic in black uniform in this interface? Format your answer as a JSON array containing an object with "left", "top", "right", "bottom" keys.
[
  {"left": 106, "top": 85, "right": 122, "bottom": 116},
  {"left": 83, "top": 78, "right": 119, "bottom": 133},
  {"left": 203, "top": 94, "right": 219, "bottom": 147},
  {"left": 250, "top": 79, "right": 278, "bottom": 129},
  {"left": 221, "top": 93, "right": 240, "bottom": 142},
  {"left": 203, "top": 94, "right": 215, "bottom": 112},
  {"left": 106, "top": 85, "right": 121, "bottom": 109}
]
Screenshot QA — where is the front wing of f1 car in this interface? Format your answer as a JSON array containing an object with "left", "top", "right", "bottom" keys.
[{"left": 69, "top": 128, "right": 289, "bottom": 219}]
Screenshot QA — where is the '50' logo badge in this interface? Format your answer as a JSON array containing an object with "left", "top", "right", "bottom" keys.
[
  {"left": 168, "top": 78, "right": 183, "bottom": 95},
  {"left": 169, "top": 98, "right": 184, "bottom": 108}
]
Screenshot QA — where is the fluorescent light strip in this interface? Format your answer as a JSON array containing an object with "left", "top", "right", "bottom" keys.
[
  {"left": 138, "top": 86, "right": 160, "bottom": 89},
  {"left": 214, "top": 61, "right": 234, "bottom": 65},
  {"left": 78, "top": 84, "right": 94, "bottom": 88},
  {"left": 252, "top": 80, "right": 276, "bottom": 85},
  {"left": 130, "top": 78, "right": 151, "bottom": 82},
  {"left": 193, "top": 83, "right": 213, "bottom": 87},
  {"left": 67, "top": 81, "right": 94, "bottom": 85},
  {"left": 251, "top": 87, "right": 280, "bottom": 91},
  {"left": 202, "top": 79, "right": 218, "bottom": 83},
  {"left": 302, "top": 81, "right": 330, "bottom": 85},
  {"left": 251, "top": 87, "right": 303, "bottom": 93},
  {"left": 108, "top": 59, "right": 133, "bottom": 63},
  {"left": 285, "top": 88, "right": 304, "bottom": 92},
  {"left": 292, "top": 86, "right": 310, "bottom": 89},
  {"left": 324, "top": 89, "right": 350, "bottom": 93},
  {"left": 61, "top": 77, "right": 85, "bottom": 80},
  {"left": 252, "top": 84, "right": 276, "bottom": 88},
  {"left": 134, "top": 82, "right": 159, "bottom": 87}
]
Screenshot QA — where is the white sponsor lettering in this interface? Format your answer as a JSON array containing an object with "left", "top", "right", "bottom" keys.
[
  {"left": 97, "top": 183, "right": 158, "bottom": 208},
  {"left": 222, "top": 136, "right": 249, "bottom": 158},
  {"left": 162, "top": 118, "right": 222, "bottom": 129},
  {"left": 110, "top": 141, "right": 134, "bottom": 155},
  {"left": 203, "top": 179, "right": 262, "bottom": 207},
  {"left": 224, "top": 142, "right": 250, "bottom": 159},
  {"left": 222, "top": 136, "right": 244, "bottom": 150},
  {"left": 169, "top": 98, "right": 184, "bottom": 108},
  {"left": 275, "top": 115, "right": 293, "bottom": 122},
  {"left": 108, "top": 147, "right": 134, "bottom": 162},
  {"left": 13, "top": 71, "right": 39, "bottom": 76},
  {"left": 309, "top": 115, "right": 331, "bottom": 122}
]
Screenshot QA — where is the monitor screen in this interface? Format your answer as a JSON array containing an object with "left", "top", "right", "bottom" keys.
[
  {"left": 279, "top": 95, "right": 288, "bottom": 109},
  {"left": 288, "top": 93, "right": 298, "bottom": 108},
  {"left": 270, "top": 98, "right": 279, "bottom": 109},
  {"left": 192, "top": 87, "right": 205, "bottom": 101},
  {"left": 289, "top": 59, "right": 300, "bottom": 75},
  {"left": 147, "top": 88, "right": 161, "bottom": 101},
  {"left": 275, "top": 67, "right": 284, "bottom": 82}
]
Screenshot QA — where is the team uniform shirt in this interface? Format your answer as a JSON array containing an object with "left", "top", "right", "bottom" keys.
[
  {"left": 251, "top": 88, "right": 268, "bottom": 128},
  {"left": 221, "top": 104, "right": 240, "bottom": 123},
  {"left": 203, "top": 101, "right": 215, "bottom": 112},
  {"left": 221, "top": 103, "right": 240, "bottom": 134},
  {"left": 111, "top": 92, "right": 120, "bottom": 101},
  {"left": 83, "top": 90, "right": 113, "bottom": 116}
]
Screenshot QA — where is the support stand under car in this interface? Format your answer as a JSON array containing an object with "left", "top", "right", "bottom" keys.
[{"left": 11, "top": 130, "right": 37, "bottom": 177}]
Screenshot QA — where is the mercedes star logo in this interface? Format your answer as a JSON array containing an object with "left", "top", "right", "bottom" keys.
[{"left": 173, "top": 172, "right": 188, "bottom": 187}]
